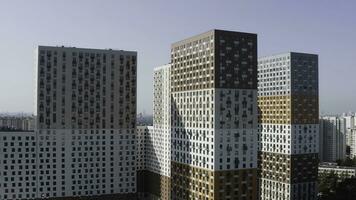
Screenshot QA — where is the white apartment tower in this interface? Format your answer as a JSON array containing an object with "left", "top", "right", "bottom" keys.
[
  {"left": 152, "top": 64, "right": 171, "bottom": 179},
  {"left": 35, "top": 46, "right": 137, "bottom": 199},
  {"left": 344, "top": 115, "right": 356, "bottom": 158},
  {"left": 349, "top": 128, "right": 356, "bottom": 158},
  {"left": 137, "top": 64, "right": 171, "bottom": 199}
]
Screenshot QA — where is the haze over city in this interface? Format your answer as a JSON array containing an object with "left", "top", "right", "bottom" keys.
[{"left": 0, "top": 0, "right": 355, "bottom": 115}]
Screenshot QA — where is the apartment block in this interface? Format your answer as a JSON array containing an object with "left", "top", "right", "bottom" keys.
[
  {"left": 171, "top": 30, "right": 258, "bottom": 200},
  {"left": 258, "top": 52, "right": 319, "bottom": 200},
  {"left": 35, "top": 46, "right": 137, "bottom": 199},
  {"left": 0, "top": 131, "right": 37, "bottom": 200},
  {"left": 319, "top": 116, "right": 346, "bottom": 162}
]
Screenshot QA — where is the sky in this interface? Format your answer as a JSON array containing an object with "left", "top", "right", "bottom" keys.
[{"left": 0, "top": 0, "right": 355, "bottom": 115}]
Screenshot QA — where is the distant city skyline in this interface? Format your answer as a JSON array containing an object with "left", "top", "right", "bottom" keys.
[{"left": 0, "top": 0, "right": 355, "bottom": 115}]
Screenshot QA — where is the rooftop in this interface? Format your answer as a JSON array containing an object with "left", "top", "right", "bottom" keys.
[{"left": 37, "top": 45, "right": 137, "bottom": 54}]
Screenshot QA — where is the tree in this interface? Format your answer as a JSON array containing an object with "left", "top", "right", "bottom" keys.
[
  {"left": 318, "top": 171, "right": 338, "bottom": 199},
  {"left": 336, "top": 157, "right": 356, "bottom": 167},
  {"left": 327, "top": 178, "right": 356, "bottom": 200},
  {"left": 318, "top": 169, "right": 356, "bottom": 200}
]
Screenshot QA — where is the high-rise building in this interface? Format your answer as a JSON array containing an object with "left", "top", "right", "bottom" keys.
[
  {"left": 258, "top": 52, "right": 319, "bottom": 200},
  {"left": 35, "top": 46, "right": 137, "bottom": 199},
  {"left": 170, "top": 30, "right": 258, "bottom": 200},
  {"left": 137, "top": 64, "right": 171, "bottom": 199},
  {"left": 319, "top": 116, "right": 346, "bottom": 162},
  {"left": 152, "top": 64, "right": 171, "bottom": 179},
  {"left": 349, "top": 129, "right": 356, "bottom": 158},
  {"left": 151, "top": 64, "right": 171, "bottom": 199},
  {"left": 343, "top": 114, "right": 356, "bottom": 157}
]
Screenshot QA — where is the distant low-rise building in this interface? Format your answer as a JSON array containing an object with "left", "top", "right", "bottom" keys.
[
  {"left": 0, "top": 116, "right": 35, "bottom": 131},
  {"left": 319, "top": 163, "right": 356, "bottom": 179}
]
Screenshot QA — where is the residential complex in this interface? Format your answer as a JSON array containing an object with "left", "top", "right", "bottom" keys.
[
  {"left": 170, "top": 30, "right": 258, "bottom": 200},
  {"left": 36, "top": 46, "right": 137, "bottom": 199},
  {"left": 0, "top": 30, "right": 330, "bottom": 200},
  {"left": 258, "top": 52, "right": 319, "bottom": 200},
  {"left": 319, "top": 116, "right": 346, "bottom": 162}
]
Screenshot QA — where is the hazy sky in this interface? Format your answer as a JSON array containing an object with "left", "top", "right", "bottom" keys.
[{"left": 0, "top": 0, "right": 355, "bottom": 115}]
